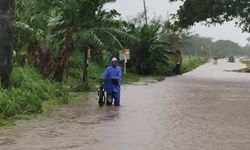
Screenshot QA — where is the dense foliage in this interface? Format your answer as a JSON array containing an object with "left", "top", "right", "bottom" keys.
[
  {"left": 0, "top": 67, "right": 64, "bottom": 119},
  {"left": 170, "top": 0, "right": 250, "bottom": 32},
  {"left": 0, "top": 0, "right": 206, "bottom": 120},
  {"left": 182, "top": 34, "right": 250, "bottom": 57}
]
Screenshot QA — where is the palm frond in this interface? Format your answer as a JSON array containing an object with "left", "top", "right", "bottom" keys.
[
  {"left": 90, "top": 31, "right": 105, "bottom": 48},
  {"left": 153, "top": 40, "right": 170, "bottom": 46},
  {"left": 93, "top": 29, "right": 124, "bottom": 49},
  {"left": 77, "top": 30, "right": 104, "bottom": 48},
  {"left": 48, "top": 10, "right": 64, "bottom": 27},
  {"left": 104, "top": 28, "right": 138, "bottom": 43},
  {"left": 100, "top": 16, "right": 123, "bottom": 27},
  {"left": 14, "top": 21, "right": 34, "bottom": 32}
]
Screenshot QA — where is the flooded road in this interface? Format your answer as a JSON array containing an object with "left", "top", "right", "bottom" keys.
[{"left": 1, "top": 59, "right": 250, "bottom": 150}]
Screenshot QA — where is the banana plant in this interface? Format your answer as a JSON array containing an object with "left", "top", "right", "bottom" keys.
[
  {"left": 14, "top": 0, "right": 136, "bottom": 86},
  {"left": 126, "top": 19, "right": 173, "bottom": 75}
]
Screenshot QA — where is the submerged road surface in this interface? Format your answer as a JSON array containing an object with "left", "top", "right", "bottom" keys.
[{"left": 1, "top": 59, "right": 250, "bottom": 150}]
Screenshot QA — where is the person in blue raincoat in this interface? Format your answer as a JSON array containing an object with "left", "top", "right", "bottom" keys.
[{"left": 101, "top": 57, "right": 122, "bottom": 106}]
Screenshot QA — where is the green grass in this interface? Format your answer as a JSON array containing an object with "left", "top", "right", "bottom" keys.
[
  {"left": 182, "top": 56, "right": 209, "bottom": 73},
  {"left": 154, "top": 61, "right": 176, "bottom": 76},
  {"left": 0, "top": 66, "right": 65, "bottom": 125},
  {"left": 122, "top": 73, "right": 140, "bottom": 84},
  {"left": 235, "top": 58, "right": 250, "bottom": 72},
  {"left": 153, "top": 76, "right": 166, "bottom": 81},
  {"left": 0, "top": 92, "right": 88, "bottom": 127},
  {"left": 67, "top": 62, "right": 141, "bottom": 92},
  {"left": 0, "top": 119, "right": 15, "bottom": 127},
  {"left": 241, "top": 59, "right": 250, "bottom": 67},
  {"left": 0, "top": 55, "right": 207, "bottom": 127}
]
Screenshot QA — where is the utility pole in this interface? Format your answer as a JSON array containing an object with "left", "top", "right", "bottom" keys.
[{"left": 143, "top": 0, "right": 148, "bottom": 25}]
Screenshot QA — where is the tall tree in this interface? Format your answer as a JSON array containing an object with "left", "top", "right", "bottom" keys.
[
  {"left": 127, "top": 17, "right": 173, "bottom": 75},
  {"left": 0, "top": 0, "right": 14, "bottom": 89},
  {"left": 170, "top": 0, "right": 250, "bottom": 32},
  {"left": 14, "top": 0, "right": 135, "bottom": 86}
]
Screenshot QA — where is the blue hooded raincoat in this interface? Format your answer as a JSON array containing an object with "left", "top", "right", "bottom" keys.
[{"left": 101, "top": 66, "right": 122, "bottom": 106}]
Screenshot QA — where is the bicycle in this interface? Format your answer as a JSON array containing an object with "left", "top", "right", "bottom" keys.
[{"left": 97, "top": 81, "right": 113, "bottom": 107}]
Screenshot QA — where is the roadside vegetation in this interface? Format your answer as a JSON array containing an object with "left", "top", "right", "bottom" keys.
[
  {"left": 181, "top": 35, "right": 250, "bottom": 58},
  {"left": 182, "top": 56, "right": 209, "bottom": 73},
  {"left": 236, "top": 57, "right": 250, "bottom": 73},
  {"left": 0, "top": 0, "right": 210, "bottom": 125}
]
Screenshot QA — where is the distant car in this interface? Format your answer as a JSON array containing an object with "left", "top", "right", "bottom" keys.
[{"left": 228, "top": 56, "right": 235, "bottom": 62}]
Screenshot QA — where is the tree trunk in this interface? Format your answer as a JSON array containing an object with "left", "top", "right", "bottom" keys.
[
  {"left": 82, "top": 46, "right": 90, "bottom": 88},
  {"left": 40, "top": 48, "right": 51, "bottom": 76},
  {"left": 0, "top": 0, "right": 14, "bottom": 89},
  {"left": 40, "top": 28, "right": 51, "bottom": 76},
  {"left": 51, "top": 33, "right": 73, "bottom": 82}
]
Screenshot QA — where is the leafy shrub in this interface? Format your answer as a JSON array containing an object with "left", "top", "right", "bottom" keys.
[
  {"left": 154, "top": 61, "right": 176, "bottom": 76},
  {"left": 182, "top": 57, "right": 208, "bottom": 73},
  {"left": 0, "top": 89, "right": 42, "bottom": 119},
  {"left": 0, "top": 66, "right": 64, "bottom": 119},
  {"left": 12, "top": 67, "right": 63, "bottom": 100}
]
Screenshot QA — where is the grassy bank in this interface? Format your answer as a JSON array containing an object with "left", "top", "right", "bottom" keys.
[
  {"left": 0, "top": 63, "right": 140, "bottom": 126},
  {"left": 0, "top": 56, "right": 207, "bottom": 126},
  {"left": 0, "top": 66, "right": 66, "bottom": 126},
  {"left": 182, "top": 56, "right": 209, "bottom": 73},
  {"left": 236, "top": 58, "right": 250, "bottom": 72}
]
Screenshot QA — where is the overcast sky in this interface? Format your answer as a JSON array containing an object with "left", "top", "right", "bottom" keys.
[{"left": 104, "top": 0, "right": 250, "bottom": 47}]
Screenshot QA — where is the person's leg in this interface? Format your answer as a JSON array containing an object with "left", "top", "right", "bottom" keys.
[{"left": 113, "top": 91, "right": 120, "bottom": 106}]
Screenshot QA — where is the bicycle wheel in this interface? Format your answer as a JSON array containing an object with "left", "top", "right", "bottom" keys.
[{"left": 106, "top": 93, "right": 113, "bottom": 106}]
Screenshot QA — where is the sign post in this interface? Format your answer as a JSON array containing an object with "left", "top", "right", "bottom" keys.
[
  {"left": 124, "top": 58, "right": 127, "bottom": 74},
  {"left": 119, "top": 49, "right": 130, "bottom": 74}
]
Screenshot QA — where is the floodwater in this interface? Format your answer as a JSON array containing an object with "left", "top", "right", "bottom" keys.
[{"left": 1, "top": 59, "right": 250, "bottom": 150}]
